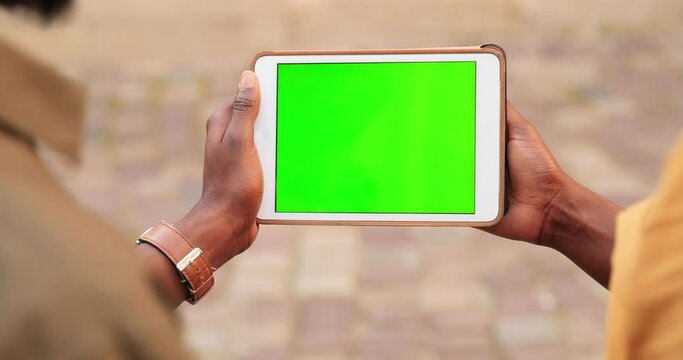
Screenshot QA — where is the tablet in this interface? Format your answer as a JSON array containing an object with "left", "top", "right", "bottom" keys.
[{"left": 252, "top": 45, "right": 506, "bottom": 226}]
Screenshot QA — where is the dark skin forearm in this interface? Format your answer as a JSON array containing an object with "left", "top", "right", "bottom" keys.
[
  {"left": 133, "top": 71, "right": 262, "bottom": 308},
  {"left": 484, "top": 103, "right": 621, "bottom": 289},
  {"left": 539, "top": 179, "right": 622, "bottom": 288}
]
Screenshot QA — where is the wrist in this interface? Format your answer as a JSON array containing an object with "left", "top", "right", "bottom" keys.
[
  {"left": 537, "top": 177, "right": 581, "bottom": 250},
  {"left": 538, "top": 177, "right": 621, "bottom": 252},
  {"left": 136, "top": 221, "right": 217, "bottom": 305},
  {"left": 537, "top": 176, "right": 622, "bottom": 287},
  {"left": 173, "top": 203, "right": 239, "bottom": 269}
]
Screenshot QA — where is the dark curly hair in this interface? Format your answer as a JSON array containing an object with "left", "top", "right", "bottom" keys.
[{"left": 0, "top": 0, "right": 73, "bottom": 22}]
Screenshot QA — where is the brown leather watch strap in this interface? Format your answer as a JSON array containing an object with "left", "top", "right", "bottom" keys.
[{"left": 137, "top": 221, "right": 214, "bottom": 304}]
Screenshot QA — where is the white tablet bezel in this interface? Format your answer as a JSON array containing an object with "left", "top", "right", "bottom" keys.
[{"left": 253, "top": 50, "right": 503, "bottom": 225}]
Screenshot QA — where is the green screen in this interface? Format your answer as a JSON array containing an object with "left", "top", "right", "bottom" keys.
[{"left": 275, "top": 61, "right": 476, "bottom": 213}]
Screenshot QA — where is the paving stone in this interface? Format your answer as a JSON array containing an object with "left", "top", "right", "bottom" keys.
[
  {"left": 420, "top": 282, "right": 492, "bottom": 315},
  {"left": 495, "top": 315, "right": 561, "bottom": 347},
  {"left": 358, "top": 288, "right": 419, "bottom": 325},
  {"left": 296, "top": 298, "right": 355, "bottom": 352},
  {"left": 240, "top": 347, "right": 289, "bottom": 360},
  {"left": 295, "top": 227, "right": 360, "bottom": 298},
  {"left": 434, "top": 347, "right": 500, "bottom": 360},
  {"left": 505, "top": 344, "right": 569, "bottom": 360},
  {"left": 564, "top": 310, "right": 607, "bottom": 356},
  {"left": 228, "top": 252, "right": 292, "bottom": 299},
  {"left": 356, "top": 330, "right": 423, "bottom": 360},
  {"left": 360, "top": 228, "right": 420, "bottom": 287},
  {"left": 496, "top": 290, "right": 552, "bottom": 317},
  {"left": 160, "top": 101, "right": 195, "bottom": 157},
  {"left": 294, "top": 353, "right": 346, "bottom": 360},
  {"left": 426, "top": 308, "right": 494, "bottom": 357}
]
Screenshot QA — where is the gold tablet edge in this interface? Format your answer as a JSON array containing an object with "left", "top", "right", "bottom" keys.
[{"left": 251, "top": 44, "right": 507, "bottom": 227}]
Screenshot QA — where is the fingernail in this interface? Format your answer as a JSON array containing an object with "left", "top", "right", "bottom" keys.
[{"left": 239, "top": 71, "right": 255, "bottom": 89}]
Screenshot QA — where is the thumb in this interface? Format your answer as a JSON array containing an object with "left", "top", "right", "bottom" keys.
[
  {"left": 506, "top": 101, "right": 539, "bottom": 142},
  {"left": 224, "top": 71, "right": 260, "bottom": 144}
]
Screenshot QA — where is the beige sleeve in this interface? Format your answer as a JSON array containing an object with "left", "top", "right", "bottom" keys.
[{"left": 607, "top": 131, "right": 683, "bottom": 359}]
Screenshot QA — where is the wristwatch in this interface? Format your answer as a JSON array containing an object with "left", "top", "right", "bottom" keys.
[{"left": 136, "top": 221, "right": 215, "bottom": 304}]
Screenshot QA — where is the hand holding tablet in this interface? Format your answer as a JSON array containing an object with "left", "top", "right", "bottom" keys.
[{"left": 252, "top": 45, "right": 506, "bottom": 226}]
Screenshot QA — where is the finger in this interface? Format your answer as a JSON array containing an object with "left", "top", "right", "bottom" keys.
[
  {"left": 248, "top": 222, "right": 259, "bottom": 243},
  {"left": 223, "top": 71, "right": 260, "bottom": 146},
  {"left": 206, "top": 99, "right": 233, "bottom": 146},
  {"left": 506, "top": 101, "right": 539, "bottom": 142},
  {"left": 506, "top": 101, "right": 524, "bottom": 125}
]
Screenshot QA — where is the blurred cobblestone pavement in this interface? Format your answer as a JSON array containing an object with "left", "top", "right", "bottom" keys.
[{"left": 2, "top": 0, "right": 683, "bottom": 359}]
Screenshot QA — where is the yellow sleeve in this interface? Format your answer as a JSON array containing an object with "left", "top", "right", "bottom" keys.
[{"left": 607, "top": 131, "right": 683, "bottom": 359}]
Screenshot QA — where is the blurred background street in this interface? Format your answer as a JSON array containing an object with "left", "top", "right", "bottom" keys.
[{"left": 1, "top": 0, "right": 682, "bottom": 359}]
